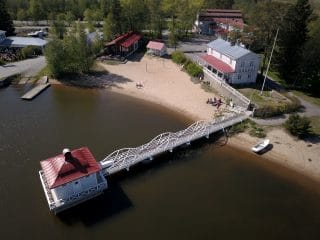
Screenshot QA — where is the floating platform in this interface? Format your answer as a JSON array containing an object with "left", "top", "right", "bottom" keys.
[{"left": 21, "top": 76, "right": 50, "bottom": 100}]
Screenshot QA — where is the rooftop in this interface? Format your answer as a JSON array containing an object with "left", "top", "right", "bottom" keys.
[
  {"left": 40, "top": 147, "right": 101, "bottom": 189},
  {"left": 207, "top": 38, "right": 251, "bottom": 59},
  {"left": 0, "top": 37, "right": 47, "bottom": 47},
  {"left": 200, "top": 54, "right": 234, "bottom": 73},
  {"left": 147, "top": 41, "right": 165, "bottom": 50}
]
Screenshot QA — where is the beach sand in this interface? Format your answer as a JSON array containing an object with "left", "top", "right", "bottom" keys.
[
  {"left": 100, "top": 55, "right": 320, "bottom": 183},
  {"left": 99, "top": 55, "right": 225, "bottom": 121}
]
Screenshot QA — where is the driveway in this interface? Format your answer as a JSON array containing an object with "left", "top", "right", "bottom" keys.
[{"left": 0, "top": 56, "right": 46, "bottom": 79}]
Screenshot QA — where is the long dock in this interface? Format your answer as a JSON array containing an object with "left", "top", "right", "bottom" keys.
[
  {"left": 100, "top": 112, "right": 250, "bottom": 176},
  {"left": 21, "top": 76, "right": 50, "bottom": 100}
]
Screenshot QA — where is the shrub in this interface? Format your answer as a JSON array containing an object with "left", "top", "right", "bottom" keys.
[
  {"left": 0, "top": 59, "right": 5, "bottom": 65},
  {"left": 249, "top": 127, "right": 266, "bottom": 138},
  {"left": 171, "top": 51, "right": 187, "bottom": 64},
  {"left": 185, "top": 62, "right": 203, "bottom": 77},
  {"left": 284, "top": 114, "right": 311, "bottom": 138},
  {"left": 21, "top": 46, "right": 42, "bottom": 59}
]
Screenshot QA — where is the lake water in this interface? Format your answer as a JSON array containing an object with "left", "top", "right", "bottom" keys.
[{"left": 1, "top": 84, "right": 320, "bottom": 240}]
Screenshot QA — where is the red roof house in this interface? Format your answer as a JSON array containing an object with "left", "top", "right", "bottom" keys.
[
  {"left": 106, "top": 31, "right": 142, "bottom": 57},
  {"left": 40, "top": 147, "right": 101, "bottom": 189},
  {"left": 146, "top": 41, "right": 166, "bottom": 56}
]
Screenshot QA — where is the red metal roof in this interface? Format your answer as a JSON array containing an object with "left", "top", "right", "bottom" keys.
[
  {"left": 147, "top": 41, "right": 165, "bottom": 51},
  {"left": 40, "top": 147, "right": 101, "bottom": 189},
  {"left": 200, "top": 54, "right": 234, "bottom": 73},
  {"left": 120, "top": 33, "right": 141, "bottom": 48}
]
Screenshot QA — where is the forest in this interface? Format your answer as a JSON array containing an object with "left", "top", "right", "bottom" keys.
[{"left": 1, "top": 0, "right": 319, "bottom": 95}]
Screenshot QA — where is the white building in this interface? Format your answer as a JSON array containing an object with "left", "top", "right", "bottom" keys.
[
  {"left": 0, "top": 30, "right": 47, "bottom": 50},
  {"left": 39, "top": 147, "right": 108, "bottom": 214},
  {"left": 198, "top": 38, "right": 260, "bottom": 84}
]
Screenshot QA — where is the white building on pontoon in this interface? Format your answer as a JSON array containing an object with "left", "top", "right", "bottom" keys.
[
  {"left": 39, "top": 147, "right": 108, "bottom": 214},
  {"left": 198, "top": 38, "right": 260, "bottom": 85}
]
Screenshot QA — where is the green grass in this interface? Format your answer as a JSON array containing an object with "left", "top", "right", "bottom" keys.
[
  {"left": 292, "top": 90, "right": 320, "bottom": 107},
  {"left": 33, "top": 65, "right": 51, "bottom": 82},
  {"left": 309, "top": 116, "right": 320, "bottom": 135}
]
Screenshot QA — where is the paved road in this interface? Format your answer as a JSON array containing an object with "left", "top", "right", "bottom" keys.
[{"left": 0, "top": 56, "right": 46, "bottom": 79}]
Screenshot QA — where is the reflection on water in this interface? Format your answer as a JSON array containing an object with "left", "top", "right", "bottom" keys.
[{"left": 1, "top": 84, "right": 320, "bottom": 240}]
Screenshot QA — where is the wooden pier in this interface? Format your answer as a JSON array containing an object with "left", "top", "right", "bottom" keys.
[
  {"left": 100, "top": 112, "right": 250, "bottom": 176},
  {"left": 21, "top": 76, "right": 50, "bottom": 100}
]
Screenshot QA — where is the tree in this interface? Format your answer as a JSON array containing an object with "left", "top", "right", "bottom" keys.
[
  {"left": 247, "top": 1, "right": 288, "bottom": 75},
  {"left": 103, "top": 12, "right": 118, "bottom": 41},
  {"left": 300, "top": 20, "right": 320, "bottom": 96},
  {"left": 284, "top": 114, "right": 311, "bottom": 138},
  {"left": 0, "top": 0, "right": 15, "bottom": 36},
  {"left": 45, "top": 22, "right": 94, "bottom": 78},
  {"left": 273, "top": 0, "right": 312, "bottom": 85},
  {"left": 28, "top": 0, "right": 46, "bottom": 21}
]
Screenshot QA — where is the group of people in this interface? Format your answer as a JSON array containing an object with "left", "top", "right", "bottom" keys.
[{"left": 206, "top": 97, "right": 223, "bottom": 109}]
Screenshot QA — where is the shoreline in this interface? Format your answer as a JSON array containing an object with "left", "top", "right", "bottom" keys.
[{"left": 55, "top": 55, "right": 320, "bottom": 184}]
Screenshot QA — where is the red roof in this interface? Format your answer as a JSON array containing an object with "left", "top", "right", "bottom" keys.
[
  {"left": 40, "top": 147, "right": 101, "bottom": 189},
  {"left": 200, "top": 54, "right": 234, "bottom": 73},
  {"left": 120, "top": 33, "right": 141, "bottom": 48},
  {"left": 147, "top": 41, "right": 165, "bottom": 51}
]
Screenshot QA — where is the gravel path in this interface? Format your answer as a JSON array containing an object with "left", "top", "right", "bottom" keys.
[{"left": 0, "top": 56, "right": 46, "bottom": 79}]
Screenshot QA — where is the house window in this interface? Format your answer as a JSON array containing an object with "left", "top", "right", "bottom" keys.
[
  {"left": 250, "top": 61, "right": 254, "bottom": 66},
  {"left": 248, "top": 74, "right": 251, "bottom": 79},
  {"left": 238, "top": 74, "right": 242, "bottom": 80},
  {"left": 240, "top": 61, "right": 245, "bottom": 67},
  {"left": 75, "top": 181, "right": 79, "bottom": 185}
]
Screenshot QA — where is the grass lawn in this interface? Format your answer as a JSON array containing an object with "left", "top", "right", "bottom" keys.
[
  {"left": 309, "top": 116, "right": 320, "bottom": 135},
  {"left": 239, "top": 88, "right": 289, "bottom": 107},
  {"left": 292, "top": 90, "right": 320, "bottom": 107}
]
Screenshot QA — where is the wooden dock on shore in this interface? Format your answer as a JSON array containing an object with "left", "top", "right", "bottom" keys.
[{"left": 21, "top": 76, "right": 50, "bottom": 100}]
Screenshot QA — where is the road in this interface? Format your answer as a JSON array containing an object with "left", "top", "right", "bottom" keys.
[{"left": 0, "top": 56, "right": 46, "bottom": 79}]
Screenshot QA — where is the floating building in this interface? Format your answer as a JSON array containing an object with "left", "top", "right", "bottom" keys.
[{"left": 39, "top": 147, "right": 108, "bottom": 214}]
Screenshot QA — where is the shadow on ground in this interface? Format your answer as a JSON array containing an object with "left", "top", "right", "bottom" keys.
[{"left": 59, "top": 72, "right": 133, "bottom": 89}]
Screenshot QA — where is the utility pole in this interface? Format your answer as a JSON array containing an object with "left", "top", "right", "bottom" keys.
[{"left": 260, "top": 28, "right": 279, "bottom": 95}]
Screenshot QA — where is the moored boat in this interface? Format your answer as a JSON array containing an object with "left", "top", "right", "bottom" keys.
[{"left": 251, "top": 139, "right": 270, "bottom": 153}]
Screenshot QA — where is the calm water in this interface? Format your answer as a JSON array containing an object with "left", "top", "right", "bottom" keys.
[{"left": 1, "top": 84, "right": 320, "bottom": 240}]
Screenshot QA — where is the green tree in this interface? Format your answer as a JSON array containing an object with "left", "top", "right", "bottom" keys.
[
  {"left": 300, "top": 20, "right": 320, "bottom": 96},
  {"left": 273, "top": 0, "right": 312, "bottom": 85},
  {"left": 120, "top": 0, "right": 146, "bottom": 31},
  {"left": 28, "top": 0, "right": 45, "bottom": 21},
  {"left": 284, "top": 114, "right": 311, "bottom": 138},
  {"left": 103, "top": 12, "right": 118, "bottom": 41},
  {"left": 0, "top": 0, "right": 15, "bottom": 36}
]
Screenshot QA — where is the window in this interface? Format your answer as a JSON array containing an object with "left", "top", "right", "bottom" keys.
[
  {"left": 250, "top": 61, "right": 254, "bottom": 66},
  {"left": 75, "top": 181, "right": 79, "bottom": 185},
  {"left": 238, "top": 74, "right": 242, "bottom": 80},
  {"left": 248, "top": 74, "right": 251, "bottom": 79},
  {"left": 240, "top": 61, "right": 245, "bottom": 67}
]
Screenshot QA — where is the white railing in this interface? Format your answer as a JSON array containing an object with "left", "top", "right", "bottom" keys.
[
  {"left": 101, "top": 113, "right": 249, "bottom": 175},
  {"left": 203, "top": 68, "right": 251, "bottom": 106}
]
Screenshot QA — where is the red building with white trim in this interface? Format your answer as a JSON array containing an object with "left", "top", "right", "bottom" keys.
[
  {"left": 105, "top": 31, "right": 142, "bottom": 57},
  {"left": 39, "top": 147, "right": 108, "bottom": 214}
]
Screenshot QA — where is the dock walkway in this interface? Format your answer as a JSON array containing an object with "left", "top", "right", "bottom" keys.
[
  {"left": 100, "top": 112, "right": 250, "bottom": 175},
  {"left": 21, "top": 76, "right": 50, "bottom": 100}
]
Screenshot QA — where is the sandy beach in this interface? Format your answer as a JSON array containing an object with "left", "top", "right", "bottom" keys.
[
  {"left": 99, "top": 55, "right": 225, "bottom": 121},
  {"left": 100, "top": 55, "right": 320, "bottom": 183}
]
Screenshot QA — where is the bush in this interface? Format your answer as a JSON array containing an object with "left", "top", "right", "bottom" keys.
[
  {"left": 185, "top": 62, "right": 203, "bottom": 77},
  {"left": 21, "top": 46, "right": 42, "bottom": 59},
  {"left": 171, "top": 51, "right": 187, "bottom": 64},
  {"left": 0, "top": 59, "right": 5, "bottom": 65},
  {"left": 284, "top": 114, "right": 311, "bottom": 138}
]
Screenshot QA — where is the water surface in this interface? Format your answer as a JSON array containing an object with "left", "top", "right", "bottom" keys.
[{"left": 1, "top": 84, "right": 320, "bottom": 240}]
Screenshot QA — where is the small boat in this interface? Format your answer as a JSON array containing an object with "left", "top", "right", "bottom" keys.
[{"left": 251, "top": 139, "right": 270, "bottom": 153}]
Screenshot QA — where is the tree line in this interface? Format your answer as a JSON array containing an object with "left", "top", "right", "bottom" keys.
[{"left": 1, "top": 0, "right": 319, "bottom": 95}]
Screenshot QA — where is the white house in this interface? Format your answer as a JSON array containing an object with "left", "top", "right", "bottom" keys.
[
  {"left": 198, "top": 38, "right": 259, "bottom": 84},
  {"left": 39, "top": 147, "right": 108, "bottom": 214},
  {"left": 146, "top": 41, "right": 167, "bottom": 57}
]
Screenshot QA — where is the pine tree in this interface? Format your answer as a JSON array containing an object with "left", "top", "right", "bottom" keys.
[
  {"left": 273, "top": 0, "right": 312, "bottom": 85},
  {"left": 0, "top": 0, "right": 15, "bottom": 36}
]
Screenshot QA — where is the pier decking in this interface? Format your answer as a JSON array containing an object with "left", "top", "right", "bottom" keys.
[
  {"left": 21, "top": 76, "right": 50, "bottom": 100},
  {"left": 100, "top": 112, "right": 250, "bottom": 175}
]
